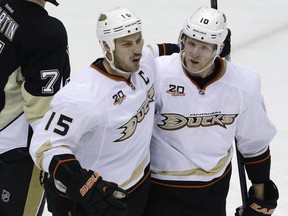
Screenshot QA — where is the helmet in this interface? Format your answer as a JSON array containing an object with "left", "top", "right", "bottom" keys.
[
  {"left": 182, "top": 6, "right": 228, "bottom": 54},
  {"left": 45, "top": 0, "right": 59, "bottom": 6},
  {"left": 96, "top": 7, "right": 142, "bottom": 52}
]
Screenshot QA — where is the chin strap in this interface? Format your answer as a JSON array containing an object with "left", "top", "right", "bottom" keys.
[
  {"left": 180, "top": 51, "right": 217, "bottom": 75},
  {"left": 45, "top": 0, "right": 59, "bottom": 6},
  {"left": 104, "top": 50, "right": 140, "bottom": 76}
]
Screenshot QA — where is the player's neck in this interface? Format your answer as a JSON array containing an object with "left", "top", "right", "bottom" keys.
[
  {"left": 198, "top": 64, "right": 215, "bottom": 78},
  {"left": 186, "top": 63, "right": 215, "bottom": 79},
  {"left": 103, "top": 59, "right": 131, "bottom": 80}
]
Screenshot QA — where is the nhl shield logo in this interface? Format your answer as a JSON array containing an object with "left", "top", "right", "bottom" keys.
[{"left": 1, "top": 189, "right": 10, "bottom": 203}]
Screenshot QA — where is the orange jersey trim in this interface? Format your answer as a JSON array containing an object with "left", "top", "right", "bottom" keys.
[
  {"left": 90, "top": 62, "right": 131, "bottom": 85},
  {"left": 52, "top": 158, "right": 77, "bottom": 178},
  {"left": 244, "top": 154, "right": 271, "bottom": 165}
]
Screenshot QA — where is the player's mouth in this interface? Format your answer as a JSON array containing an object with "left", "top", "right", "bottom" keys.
[
  {"left": 132, "top": 55, "right": 142, "bottom": 64},
  {"left": 190, "top": 59, "right": 199, "bottom": 65}
]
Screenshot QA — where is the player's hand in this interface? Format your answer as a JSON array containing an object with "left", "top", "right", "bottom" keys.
[
  {"left": 235, "top": 180, "right": 279, "bottom": 216},
  {"left": 66, "top": 169, "right": 128, "bottom": 216},
  {"left": 220, "top": 28, "right": 231, "bottom": 58}
]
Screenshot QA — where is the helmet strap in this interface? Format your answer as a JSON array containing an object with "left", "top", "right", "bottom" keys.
[{"left": 104, "top": 49, "right": 140, "bottom": 77}]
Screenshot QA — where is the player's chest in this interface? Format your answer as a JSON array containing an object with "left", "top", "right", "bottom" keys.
[{"left": 158, "top": 80, "right": 240, "bottom": 115}]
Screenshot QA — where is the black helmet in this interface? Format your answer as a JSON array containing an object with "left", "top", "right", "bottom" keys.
[{"left": 45, "top": 0, "right": 59, "bottom": 6}]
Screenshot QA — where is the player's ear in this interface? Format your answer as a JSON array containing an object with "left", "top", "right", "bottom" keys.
[{"left": 103, "top": 41, "right": 111, "bottom": 53}]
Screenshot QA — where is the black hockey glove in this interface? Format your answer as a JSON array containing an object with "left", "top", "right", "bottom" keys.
[
  {"left": 235, "top": 180, "right": 279, "bottom": 216},
  {"left": 66, "top": 169, "right": 128, "bottom": 216},
  {"left": 219, "top": 28, "right": 231, "bottom": 58}
]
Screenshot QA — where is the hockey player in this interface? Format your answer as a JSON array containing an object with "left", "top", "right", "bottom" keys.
[
  {"left": 29, "top": 7, "right": 180, "bottom": 216},
  {"left": 0, "top": 0, "right": 70, "bottom": 215},
  {"left": 144, "top": 6, "right": 279, "bottom": 216}
]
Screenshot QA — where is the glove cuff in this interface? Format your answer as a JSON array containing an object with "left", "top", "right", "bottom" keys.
[
  {"left": 245, "top": 180, "right": 279, "bottom": 215},
  {"left": 49, "top": 154, "right": 82, "bottom": 186},
  {"left": 249, "top": 180, "right": 279, "bottom": 202}
]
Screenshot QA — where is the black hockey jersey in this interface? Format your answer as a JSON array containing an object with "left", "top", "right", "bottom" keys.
[{"left": 0, "top": 0, "right": 70, "bottom": 153}]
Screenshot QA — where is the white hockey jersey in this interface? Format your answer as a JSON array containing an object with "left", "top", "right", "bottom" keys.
[
  {"left": 30, "top": 46, "right": 156, "bottom": 190},
  {"left": 151, "top": 53, "right": 276, "bottom": 182}
]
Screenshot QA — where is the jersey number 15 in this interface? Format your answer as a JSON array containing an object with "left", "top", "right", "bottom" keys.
[{"left": 45, "top": 111, "right": 73, "bottom": 136}]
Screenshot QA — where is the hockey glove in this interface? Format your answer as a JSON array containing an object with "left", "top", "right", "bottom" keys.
[
  {"left": 66, "top": 169, "right": 128, "bottom": 216},
  {"left": 219, "top": 28, "right": 231, "bottom": 58},
  {"left": 235, "top": 180, "right": 279, "bottom": 216}
]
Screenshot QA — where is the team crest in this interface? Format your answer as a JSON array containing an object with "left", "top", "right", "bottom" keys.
[
  {"left": 115, "top": 85, "right": 155, "bottom": 142},
  {"left": 1, "top": 189, "right": 10, "bottom": 203},
  {"left": 98, "top": 14, "right": 107, "bottom": 21}
]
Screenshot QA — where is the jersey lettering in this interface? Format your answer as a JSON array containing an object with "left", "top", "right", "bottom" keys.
[
  {"left": 0, "top": 6, "right": 19, "bottom": 41},
  {"left": 158, "top": 113, "right": 238, "bottom": 130},
  {"left": 138, "top": 70, "right": 150, "bottom": 85}
]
